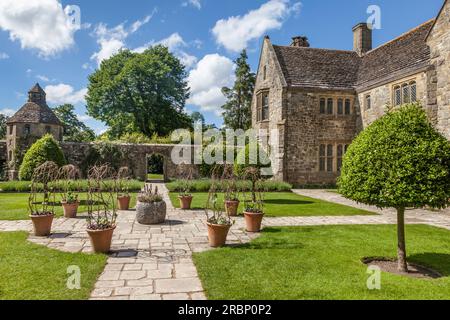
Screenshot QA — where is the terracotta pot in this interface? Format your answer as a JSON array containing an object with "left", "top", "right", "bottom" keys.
[
  {"left": 61, "top": 201, "right": 79, "bottom": 219},
  {"left": 178, "top": 196, "right": 193, "bottom": 210},
  {"left": 117, "top": 196, "right": 131, "bottom": 210},
  {"left": 244, "top": 211, "right": 264, "bottom": 233},
  {"left": 225, "top": 200, "right": 240, "bottom": 217},
  {"left": 207, "top": 223, "right": 231, "bottom": 247},
  {"left": 30, "top": 214, "right": 54, "bottom": 237},
  {"left": 86, "top": 227, "right": 116, "bottom": 254}
]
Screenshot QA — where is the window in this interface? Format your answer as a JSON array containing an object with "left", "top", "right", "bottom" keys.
[
  {"left": 9, "top": 125, "right": 13, "bottom": 135},
  {"left": 345, "top": 99, "right": 351, "bottom": 115},
  {"left": 261, "top": 92, "right": 269, "bottom": 121},
  {"left": 319, "top": 145, "right": 326, "bottom": 172},
  {"left": 327, "top": 98, "right": 333, "bottom": 114},
  {"left": 24, "top": 124, "right": 31, "bottom": 135},
  {"left": 45, "top": 126, "right": 51, "bottom": 134},
  {"left": 320, "top": 98, "right": 326, "bottom": 114},
  {"left": 337, "top": 99, "right": 344, "bottom": 115},
  {"left": 263, "top": 66, "right": 267, "bottom": 80},
  {"left": 365, "top": 95, "right": 371, "bottom": 110},
  {"left": 394, "top": 81, "right": 417, "bottom": 105},
  {"left": 326, "top": 145, "right": 333, "bottom": 172},
  {"left": 337, "top": 145, "right": 343, "bottom": 172},
  {"left": 8, "top": 151, "right": 12, "bottom": 161}
]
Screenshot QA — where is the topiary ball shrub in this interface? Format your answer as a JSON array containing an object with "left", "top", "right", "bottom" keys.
[
  {"left": 19, "top": 134, "right": 66, "bottom": 181},
  {"left": 338, "top": 103, "right": 450, "bottom": 272}
]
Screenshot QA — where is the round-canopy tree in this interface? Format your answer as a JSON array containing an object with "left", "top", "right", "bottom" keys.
[
  {"left": 86, "top": 46, "right": 192, "bottom": 139},
  {"left": 19, "top": 134, "right": 66, "bottom": 181},
  {"left": 338, "top": 104, "right": 450, "bottom": 272}
]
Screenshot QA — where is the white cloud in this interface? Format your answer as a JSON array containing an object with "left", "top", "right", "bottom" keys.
[
  {"left": 45, "top": 84, "right": 87, "bottom": 105},
  {"left": 133, "top": 33, "right": 198, "bottom": 69},
  {"left": 91, "top": 10, "right": 156, "bottom": 66},
  {"left": 0, "top": 108, "right": 16, "bottom": 117},
  {"left": 0, "top": 0, "right": 81, "bottom": 57},
  {"left": 0, "top": 52, "right": 9, "bottom": 60},
  {"left": 212, "top": 0, "right": 301, "bottom": 52},
  {"left": 77, "top": 114, "right": 92, "bottom": 121},
  {"left": 182, "top": 0, "right": 202, "bottom": 10},
  {"left": 36, "top": 75, "right": 50, "bottom": 82},
  {"left": 187, "top": 54, "right": 235, "bottom": 115}
]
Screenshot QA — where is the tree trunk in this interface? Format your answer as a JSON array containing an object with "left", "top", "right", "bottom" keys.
[{"left": 397, "top": 207, "right": 408, "bottom": 273}]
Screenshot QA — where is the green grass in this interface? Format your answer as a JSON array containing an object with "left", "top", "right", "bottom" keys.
[
  {"left": 147, "top": 173, "right": 164, "bottom": 180},
  {"left": 194, "top": 225, "right": 450, "bottom": 300},
  {"left": 169, "top": 192, "right": 374, "bottom": 217},
  {"left": 0, "top": 193, "right": 138, "bottom": 220},
  {"left": 0, "top": 232, "right": 107, "bottom": 300}
]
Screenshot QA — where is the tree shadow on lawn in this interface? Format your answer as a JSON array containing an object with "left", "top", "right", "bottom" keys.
[
  {"left": 408, "top": 253, "right": 450, "bottom": 277},
  {"left": 226, "top": 227, "right": 306, "bottom": 250},
  {"left": 264, "top": 199, "right": 314, "bottom": 205}
]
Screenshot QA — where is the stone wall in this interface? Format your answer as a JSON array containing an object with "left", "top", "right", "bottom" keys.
[
  {"left": 427, "top": 0, "right": 450, "bottom": 140},
  {"left": 61, "top": 142, "right": 199, "bottom": 181},
  {"left": 284, "top": 89, "right": 359, "bottom": 185},
  {"left": 358, "top": 71, "right": 428, "bottom": 128}
]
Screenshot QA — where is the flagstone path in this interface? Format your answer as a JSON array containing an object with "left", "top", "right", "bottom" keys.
[{"left": 0, "top": 186, "right": 449, "bottom": 300}]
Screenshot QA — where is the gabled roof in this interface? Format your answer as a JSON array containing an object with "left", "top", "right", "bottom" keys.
[
  {"left": 270, "top": 18, "right": 435, "bottom": 91},
  {"left": 273, "top": 46, "right": 360, "bottom": 90}
]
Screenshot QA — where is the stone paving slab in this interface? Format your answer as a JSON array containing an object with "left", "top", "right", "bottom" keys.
[{"left": 1, "top": 185, "right": 449, "bottom": 301}]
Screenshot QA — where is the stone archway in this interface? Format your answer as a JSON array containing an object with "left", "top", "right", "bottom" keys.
[{"left": 146, "top": 153, "right": 166, "bottom": 182}]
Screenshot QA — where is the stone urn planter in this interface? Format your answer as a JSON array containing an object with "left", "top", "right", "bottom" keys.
[
  {"left": 87, "top": 227, "right": 116, "bottom": 253},
  {"left": 30, "top": 214, "right": 54, "bottom": 237},
  {"left": 136, "top": 201, "right": 167, "bottom": 225},
  {"left": 207, "top": 223, "right": 231, "bottom": 247},
  {"left": 61, "top": 201, "right": 79, "bottom": 219},
  {"left": 178, "top": 195, "right": 193, "bottom": 210},
  {"left": 244, "top": 211, "right": 264, "bottom": 233},
  {"left": 117, "top": 195, "right": 131, "bottom": 210},
  {"left": 225, "top": 200, "right": 240, "bottom": 217}
]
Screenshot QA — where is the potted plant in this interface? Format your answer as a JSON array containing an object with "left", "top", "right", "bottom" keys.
[
  {"left": 136, "top": 184, "right": 166, "bottom": 225},
  {"left": 223, "top": 165, "right": 240, "bottom": 217},
  {"left": 178, "top": 168, "right": 194, "bottom": 210},
  {"left": 243, "top": 167, "right": 265, "bottom": 233},
  {"left": 86, "top": 165, "right": 118, "bottom": 253},
  {"left": 29, "top": 162, "right": 59, "bottom": 237},
  {"left": 205, "top": 169, "right": 234, "bottom": 247},
  {"left": 117, "top": 167, "right": 131, "bottom": 210},
  {"left": 59, "top": 165, "right": 81, "bottom": 218}
]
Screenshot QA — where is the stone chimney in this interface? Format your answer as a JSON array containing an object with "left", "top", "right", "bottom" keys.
[
  {"left": 353, "top": 23, "right": 372, "bottom": 56},
  {"left": 291, "top": 36, "right": 310, "bottom": 48}
]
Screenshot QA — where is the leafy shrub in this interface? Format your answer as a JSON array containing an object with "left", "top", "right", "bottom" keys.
[
  {"left": 234, "top": 144, "right": 271, "bottom": 178},
  {"left": 19, "top": 134, "right": 66, "bottom": 181},
  {"left": 166, "top": 179, "right": 292, "bottom": 193},
  {"left": 81, "top": 142, "right": 124, "bottom": 174},
  {"left": 118, "top": 132, "right": 173, "bottom": 145},
  {"left": 0, "top": 179, "right": 144, "bottom": 193}
]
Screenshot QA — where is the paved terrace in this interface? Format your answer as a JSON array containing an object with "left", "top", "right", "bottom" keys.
[{"left": 0, "top": 186, "right": 449, "bottom": 300}]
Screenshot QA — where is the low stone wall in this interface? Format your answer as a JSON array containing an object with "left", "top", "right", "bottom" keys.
[{"left": 60, "top": 142, "right": 199, "bottom": 181}]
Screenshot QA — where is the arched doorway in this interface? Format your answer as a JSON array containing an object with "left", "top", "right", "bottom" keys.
[{"left": 147, "top": 153, "right": 165, "bottom": 182}]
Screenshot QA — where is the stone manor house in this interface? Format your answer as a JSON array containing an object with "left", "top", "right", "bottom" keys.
[{"left": 252, "top": 0, "right": 450, "bottom": 185}]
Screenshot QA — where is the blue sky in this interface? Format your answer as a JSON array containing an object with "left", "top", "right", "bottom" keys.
[{"left": 0, "top": 0, "right": 444, "bottom": 134}]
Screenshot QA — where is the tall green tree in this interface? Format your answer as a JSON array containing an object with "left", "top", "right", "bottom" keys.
[
  {"left": 53, "top": 104, "right": 95, "bottom": 142},
  {"left": 338, "top": 104, "right": 450, "bottom": 272},
  {"left": 0, "top": 114, "right": 7, "bottom": 139},
  {"left": 86, "top": 46, "right": 192, "bottom": 139},
  {"left": 221, "top": 50, "right": 256, "bottom": 130}
]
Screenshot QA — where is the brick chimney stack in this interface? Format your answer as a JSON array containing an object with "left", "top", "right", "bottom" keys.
[
  {"left": 291, "top": 36, "right": 310, "bottom": 48},
  {"left": 353, "top": 23, "right": 372, "bottom": 56}
]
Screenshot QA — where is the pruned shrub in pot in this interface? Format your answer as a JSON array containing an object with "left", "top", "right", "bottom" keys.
[
  {"left": 117, "top": 167, "right": 132, "bottom": 210},
  {"left": 58, "top": 165, "right": 81, "bottom": 219},
  {"left": 86, "top": 165, "right": 118, "bottom": 254},
  {"left": 243, "top": 167, "right": 265, "bottom": 233},
  {"left": 136, "top": 184, "right": 166, "bottom": 225},
  {"left": 223, "top": 164, "right": 240, "bottom": 217},
  {"left": 29, "top": 161, "right": 59, "bottom": 237},
  {"left": 178, "top": 167, "right": 194, "bottom": 210},
  {"left": 205, "top": 166, "right": 234, "bottom": 247}
]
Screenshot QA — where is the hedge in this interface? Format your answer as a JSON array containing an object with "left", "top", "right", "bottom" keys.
[{"left": 166, "top": 179, "right": 292, "bottom": 193}]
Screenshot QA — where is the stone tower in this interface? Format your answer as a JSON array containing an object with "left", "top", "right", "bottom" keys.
[{"left": 6, "top": 83, "right": 63, "bottom": 180}]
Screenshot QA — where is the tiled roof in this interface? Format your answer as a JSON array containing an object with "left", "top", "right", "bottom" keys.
[
  {"left": 272, "top": 19, "right": 435, "bottom": 91},
  {"left": 273, "top": 46, "right": 360, "bottom": 90},
  {"left": 6, "top": 102, "right": 62, "bottom": 125}
]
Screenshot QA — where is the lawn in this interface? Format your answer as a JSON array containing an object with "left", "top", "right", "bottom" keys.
[
  {"left": 194, "top": 225, "right": 450, "bottom": 300},
  {"left": 169, "top": 192, "right": 374, "bottom": 217},
  {"left": 147, "top": 173, "right": 164, "bottom": 180},
  {"left": 0, "top": 232, "right": 107, "bottom": 300},
  {"left": 0, "top": 193, "right": 138, "bottom": 220}
]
